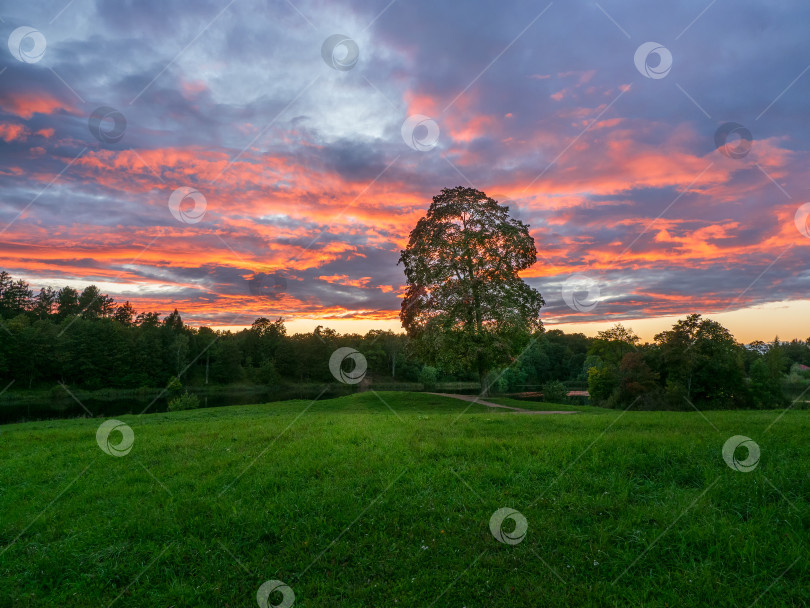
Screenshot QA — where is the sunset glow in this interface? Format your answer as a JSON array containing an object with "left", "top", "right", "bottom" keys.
[{"left": 2, "top": 1, "right": 809, "bottom": 339}]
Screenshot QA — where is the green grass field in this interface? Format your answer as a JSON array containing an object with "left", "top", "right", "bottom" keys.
[{"left": 1, "top": 392, "right": 808, "bottom": 607}]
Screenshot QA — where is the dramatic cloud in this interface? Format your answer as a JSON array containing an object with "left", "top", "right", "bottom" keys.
[{"left": 1, "top": 0, "right": 809, "bottom": 337}]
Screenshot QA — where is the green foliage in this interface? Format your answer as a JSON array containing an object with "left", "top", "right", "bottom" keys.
[
  {"left": 616, "top": 351, "right": 659, "bottom": 405},
  {"left": 749, "top": 359, "right": 787, "bottom": 408},
  {"left": 3, "top": 269, "right": 810, "bottom": 411},
  {"left": 582, "top": 354, "right": 604, "bottom": 375},
  {"left": 494, "top": 365, "right": 527, "bottom": 392},
  {"left": 541, "top": 379, "right": 568, "bottom": 403},
  {"left": 654, "top": 314, "right": 751, "bottom": 409},
  {"left": 588, "top": 365, "right": 619, "bottom": 404},
  {"left": 167, "top": 390, "right": 199, "bottom": 411},
  {"left": 166, "top": 376, "right": 183, "bottom": 397},
  {"left": 418, "top": 365, "right": 438, "bottom": 389},
  {"left": 515, "top": 329, "right": 590, "bottom": 386},
  {"left": 252, "top": 359, "right": 281, "bottom": 385},
  {"left": 398, "top": 187, "right": 544, "bottom": 389},
  {"left": 588, "top": 323, "right": 640, "bottom": 366}
]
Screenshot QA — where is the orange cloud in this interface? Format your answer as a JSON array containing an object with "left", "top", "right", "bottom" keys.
[
  {"left": 0, "top": 92, "right": 72, "bottom": 119},
  {"left": 0, "top": 123, "right": 27, "bottom": 142}
]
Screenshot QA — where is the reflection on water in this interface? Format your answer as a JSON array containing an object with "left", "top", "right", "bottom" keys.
[
  {"left": 0, "top": 383, "right": 495, "bottom": 424},
  {"left": 0, "top": 385, "right": 357, "bottom": 424}
]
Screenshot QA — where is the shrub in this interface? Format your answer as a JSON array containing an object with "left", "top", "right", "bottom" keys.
[
  {"left": 587, "top": 366, "right": 618, "bottom": 404},
  {"left": 617, "top": 352, "right": 659, "bottom": 403},
  {"left": 418, "top": 366, "right": 438, "bottom": 390},
  {"left": 253, "top": 360, "right": 281, "bottom": 385},
  {"left": 166, "top": 376, "right": 183, "bottom": 398},
  {"left": 482, "top": 369, "right": 510, "bottom": 394},
  {"left": 499, "top": 366, "right": 527, "bottom": 392},
  {"left": 168, "top": 391, "right": 199, "bottom": 411},
  {"left": 750, "top": 359, "right": 787, "bottom": 408},
  {"left": 541, "top": 380, "right": 568, "bottom": 404}
]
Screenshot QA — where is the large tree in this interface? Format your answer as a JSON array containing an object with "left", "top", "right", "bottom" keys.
[
  {"left": 654, "top": 314, "right": 750, "bottom": 408},
  {"left": 398, "top": 187, "right": 544, "bottom": 391}
]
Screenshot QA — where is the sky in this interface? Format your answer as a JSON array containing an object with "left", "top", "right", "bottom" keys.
[{"left": 1, "top": 0, "right": 809, "bottom": 342}]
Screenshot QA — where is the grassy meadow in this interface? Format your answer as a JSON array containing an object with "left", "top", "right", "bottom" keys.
[{"left": 1, "top": 392, "right": 808, "bottom": 607}]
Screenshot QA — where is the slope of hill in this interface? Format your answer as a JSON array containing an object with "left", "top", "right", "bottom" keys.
[{"left": 1, "top": 392, "right": 807, "bottom": 607}]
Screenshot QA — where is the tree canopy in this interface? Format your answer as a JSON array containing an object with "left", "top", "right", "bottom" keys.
[{"left": 398, "top": 187, "right": 544, "bottom": 388}]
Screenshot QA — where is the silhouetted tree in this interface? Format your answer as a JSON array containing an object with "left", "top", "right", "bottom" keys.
[
  {"left": 398, "top": 187, "right": 544, "bottom": 393},
  {"left": 654, "top": 314, "right": 750, "bottom": 408},
  {"left": 113, "top": 301, "right": 136, "bottom": 326}
]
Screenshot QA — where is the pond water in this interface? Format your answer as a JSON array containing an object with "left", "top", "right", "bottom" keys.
[
  {"left": 0, "top": 384, "right": 498, "bottom": 424},
  {"left": 0, "top": 385, "right": 357, "bottom": 424}
]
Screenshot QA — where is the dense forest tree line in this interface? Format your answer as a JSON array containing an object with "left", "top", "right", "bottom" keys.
[
  {"left": 1, "top": 271, "right": 808, "bottom": 409},
  {"left": 582, "top": 317, "right": 810, "bottom": 409}
]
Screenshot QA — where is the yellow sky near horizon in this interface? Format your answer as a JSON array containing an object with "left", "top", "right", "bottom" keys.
[{"left": 212, "top": 298, "right": 810, "bottom": 343}]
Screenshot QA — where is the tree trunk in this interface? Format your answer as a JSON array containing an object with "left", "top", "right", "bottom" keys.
[{"left": 478, "top": 362, "right": 489, "bottom": 397}]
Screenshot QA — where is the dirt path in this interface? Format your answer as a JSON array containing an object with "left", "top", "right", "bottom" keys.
[{"left": 428, "top": 393, "right": 579, "bottom": 415}]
